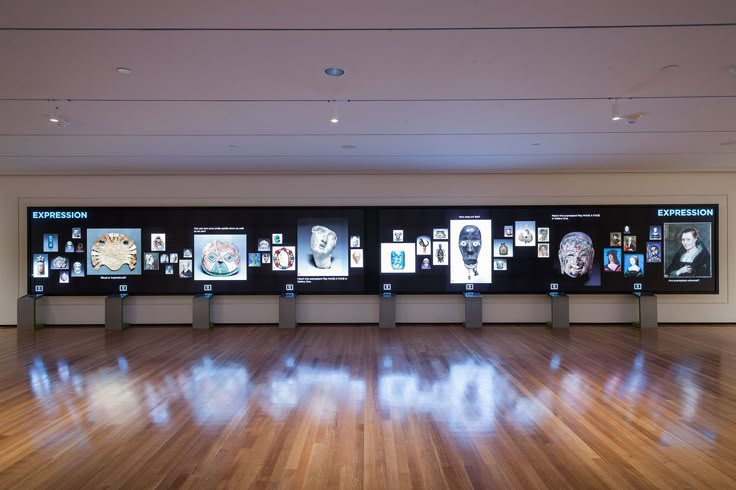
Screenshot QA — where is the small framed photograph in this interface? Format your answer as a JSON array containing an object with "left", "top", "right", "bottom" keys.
[
  {"left": 179, "top": 259, "right": 193, "bottom": 278},
  {"left": 151, "top": 234, "right": 166, "bottom": 251},
  {"left": 257, "top": 238, "right": 270, "bottom": 251}
]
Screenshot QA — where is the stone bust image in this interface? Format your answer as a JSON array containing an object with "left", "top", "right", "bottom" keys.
[
  {"left": 310, "top": 225, "right": 338, "bottom": 269},
  {"left": 558, "top": 231, "right": 595, "bottom": 278}
]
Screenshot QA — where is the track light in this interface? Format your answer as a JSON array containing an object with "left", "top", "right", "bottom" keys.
[
  {"left": 49, "top": 107, "right": 61, "bottom": 123},
  {"left": 48, "top": 103, "right": 70, "bottom": 127},
  {"left": 611, "top": 99, "right": 621, "bottom": 121},
  {"left": 330, "top": 100, "right": 339, "bottom": 124}
]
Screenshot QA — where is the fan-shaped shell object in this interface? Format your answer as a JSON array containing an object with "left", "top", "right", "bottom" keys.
[{"left": 91, "top": 233, "right": 138, "bottom": 271}]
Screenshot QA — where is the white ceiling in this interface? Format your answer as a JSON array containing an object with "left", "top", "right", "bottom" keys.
[{"left": 1, "top": 0, "right": 735, "bottom": 175}]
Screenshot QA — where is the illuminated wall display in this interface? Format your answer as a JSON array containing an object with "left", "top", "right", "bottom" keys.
[{"left": 28, "top": 205, "right": 717, "bottom": 296}]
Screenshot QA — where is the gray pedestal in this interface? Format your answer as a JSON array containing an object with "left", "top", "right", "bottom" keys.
[
  {"left": 105, "top": 294, "right": 129, "bottom": 330},
  {"left": 464, "top": 293, "right": 482, "bottom": 329},
  {"left": 379, "top": 293, "right": 396, "bottom": 328},
  {"left": 279, "top": 293, "right": 297, "bottom": 328},
  {"left": 634, "top": 293, "right": 657, "bottom": 328},
  {"left": 549, "top": 293, "right": 570, "bottom": 328},
  {"left": 17, "top": 295, "right": 44, "bottom": 330},
  {"left": 193, "top": 294, "right": 214, "bottom": 329}
]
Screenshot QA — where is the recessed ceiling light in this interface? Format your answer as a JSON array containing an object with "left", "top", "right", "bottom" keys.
[
  {"left": 660, "top": 64, "right": 679, "bottom": 72},
  {"left": 531, "top": 142, "right": 541, "bottom": 146},
  {"left": 324, "top": 67, "right": 345, "bottom": 77},
  {"left": 116, "top": 67, "right": 132, "bottom": 75}
]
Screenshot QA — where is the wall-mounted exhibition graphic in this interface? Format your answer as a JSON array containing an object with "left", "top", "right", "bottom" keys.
[
  {"left": 663, "top": 223, "right": 712, "bottom": 278},
  {"left": 193, "top": 234, "right": 247, "bottom": 281},
  {"left": 28, "top": 207, "right": 367, "bottom": 295},
  {"left": 28, "top": 204, "right": 718, "bottom": 295},
  {"left": 449, "top": 219, "right": 492, "bottom": 284},
  {"left": 86, "top": 229, "right": 142, "bottom": 276},
  {"left": 297, "top": 219, "right": 349, "bottom": 277}
]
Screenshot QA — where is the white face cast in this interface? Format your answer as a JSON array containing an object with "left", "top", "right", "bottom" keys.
[{"left": 310, "top": 225, "right": 338, "bottom": 268}]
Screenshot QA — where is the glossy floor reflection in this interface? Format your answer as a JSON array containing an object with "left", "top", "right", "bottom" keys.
[{"left": 2, "top": 325, "right": 736, "bottom": 488}]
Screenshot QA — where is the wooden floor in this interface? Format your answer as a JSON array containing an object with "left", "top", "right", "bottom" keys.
[{"left": 1, "top": 325, "right": 735, "bottom": 489}]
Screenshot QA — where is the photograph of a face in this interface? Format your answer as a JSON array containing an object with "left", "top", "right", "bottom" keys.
[
  {"left": 381, "top": 243, "right": 416, "bottom": 273},
  {"left": 624, "top": 253, "right": 645, "bottom": 277},
  {"left": 603, "top": 248, "right": 622, "bottom": 272},
  {"left": 556, "top": 230, "right": 600, "bottom": 286},
  {"left": 646, "top": 242, "right": 662, "bottom": 263},
  {"left": 32, "top": 254, "right": 49, "bottom": 278},
  {"left": 450, "top": 219, "right": 492, "bottom": 284},
  {"left": 623, "top": 235, "right": 637, "bottom": 252},
  {"left": 193, "top": 234, "right": 247, "bottom": 281},
  {"left": 297, "top": 218, "right": 348, "bottom": 277},
  {"left": 664, "top": 223, "right": 712, "bottom": 278},
  {"left": 86, "top": 228, "right": 142, "bottom": 276},
  {"left": 144, "top": 252, "right": 160, "bottom": 271},
  {"left": 350, "top": 249, "right": 364, "bottom": 268},
  {"left": 70, "top": 261, "right": 85, "bottom": 277},
  {"left": 179, "top": 259, "right": 193, "bottom": 278}
]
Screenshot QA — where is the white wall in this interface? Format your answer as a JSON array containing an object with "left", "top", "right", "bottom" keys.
[{"left": 1, "top": 172, "right": 731, "bottom": 325}]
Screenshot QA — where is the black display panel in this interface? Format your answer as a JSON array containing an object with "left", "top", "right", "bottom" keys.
[
  {"left": 28, "top": 204, "right": 718, "bottom": 296},
  {"left": 28, "top": 207, "right": 374, "bottom": 296},
  {"left": 377, "top": 204, "right": 718, "bottom": 294}
]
